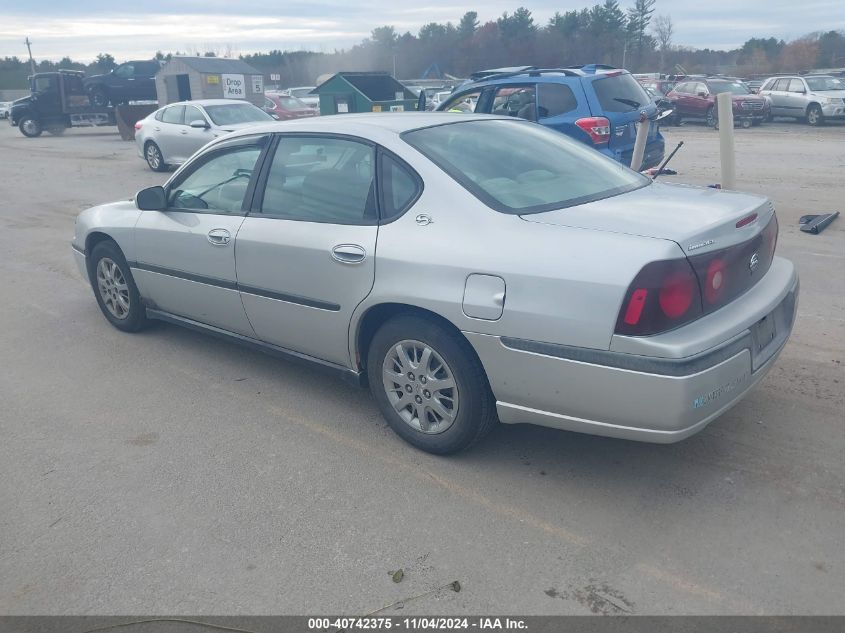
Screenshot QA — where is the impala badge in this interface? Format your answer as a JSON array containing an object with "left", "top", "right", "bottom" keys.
[{"left": 749, "top": 252, "right": 760, "bottom": 272}]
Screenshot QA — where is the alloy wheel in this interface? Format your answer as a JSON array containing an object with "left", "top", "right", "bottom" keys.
[
  {"left": 382, "top": 339, "right": 460, "bottom": 434},
  {"left": 96, "top": 257, "right": 131, "bottom": 320},
  {"left": 146, "top": 144, "right": 161, "bottom": 170}
]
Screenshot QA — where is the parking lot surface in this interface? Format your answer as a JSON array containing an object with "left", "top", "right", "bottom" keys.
[{"left": 0, "top": 120, "right": 843, "bottom": 615}]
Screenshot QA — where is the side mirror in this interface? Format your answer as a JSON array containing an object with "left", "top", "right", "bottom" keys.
[
  {"left": 135, "top": 185, "right": 167, "bottom": 211},
  {"left": 270, "top": 113, "right": 281, "bottom": 120},
  {"left": 190, "top": 119, "right": 210, "bottom": 129},
  {"left": 697, "top": 91, "right": 708, "bottom": 98}
]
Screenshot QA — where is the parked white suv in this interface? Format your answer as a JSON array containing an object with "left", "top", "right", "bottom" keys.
[{"left": 759, "top": 75, "right": 845, "bottom": 125}]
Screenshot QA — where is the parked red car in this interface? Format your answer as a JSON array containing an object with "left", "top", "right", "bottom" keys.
[
  {"left": 262, "top": 93, "right": 318, "bottom": 120},
  {"left": 666, "top": 78, "right": 770, "bottom": 127}
]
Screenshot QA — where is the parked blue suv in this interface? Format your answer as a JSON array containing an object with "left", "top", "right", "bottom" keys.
[{"left": 437, "top": 65, "right": 665, "bottom": 170}]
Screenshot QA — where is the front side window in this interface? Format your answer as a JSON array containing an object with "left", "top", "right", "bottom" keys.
[
  {"left": 787, "top": 79, "right": 806, "bottom": 93},
  {"left": 403, "top": 120, "right": 648, "bottom": 215},
  {"left": 772, "top": 78, "right": 789, "bottom": 91},
  {"left": 183, "top": 105, "right": 204, "bottom": 126},
  {"left": 161, "top": 105, "right": 184, "bottom": 124},
  {"left": 204, "top": 103, "right": 272, "bottom": 126},
  {"left": 33, "top": 76, "right": 55, "bottom": 93},
  {"left": 538, "top": 83, "right": 577, "bottom": 118},
  {"left": 168, "top": 143, "right": 264, "bottom": 213},
  {"left": 709, "top": 81, "right": 749, "bottom": 95},
  {"left": 114, "top": 64, "right": 134, "bottom": 79},
  {"left": 441, "top": 90, "right": 480, "bottom": 113},
  {"left": 260, "top": 136, "right": 376, "bottom": 224},
  {"left": 491, "top": 85, "right": 537, "bottom": 121}
]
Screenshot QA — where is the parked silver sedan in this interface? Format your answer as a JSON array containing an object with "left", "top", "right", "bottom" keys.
[
  {"left": 134, "top": 99, "right": 273, "bottom": 171},
  {"left": 73, "top": 113, "right": 798, "bottom": 454}
]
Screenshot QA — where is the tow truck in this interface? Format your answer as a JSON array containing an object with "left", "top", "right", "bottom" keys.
[{"left": 9, "top": 70, "right": 117, "bottom": 137}]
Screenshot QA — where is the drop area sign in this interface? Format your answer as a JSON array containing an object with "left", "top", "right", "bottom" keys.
[{"left": 222, "top": 74, "right": 246, "bottom": 99}]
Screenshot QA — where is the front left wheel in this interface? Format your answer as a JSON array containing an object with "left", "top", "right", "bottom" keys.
[
  {"left": 89, "top": 240, "right": 147, "bottom": 332},
  {"left": 19, "top": 116, "right": 42, "bottom": 137},
  {"left": 807, "top": 104, "right": 824, "bottom": 126},
  {"left": 367, "top": 315, "right": 497, "bottom": 454}
]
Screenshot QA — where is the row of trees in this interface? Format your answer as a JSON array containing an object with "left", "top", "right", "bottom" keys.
[{"left": 2, "top": 3, "right": 844, "bottom": 90}]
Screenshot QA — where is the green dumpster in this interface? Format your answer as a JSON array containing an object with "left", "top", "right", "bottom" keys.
[{"left": 312, "top": 72, "right": 419, "bottom": 115}]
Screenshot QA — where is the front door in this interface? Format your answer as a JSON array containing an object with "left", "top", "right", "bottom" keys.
[
  {"left": 171, "top": 104, "right": 212, "bottom": 162},
  {"left": 235, "top": 134, "right": 379, "bottom": 367},
  {"left": 132, "top": 135, "right": 270, "bottom": 335}
]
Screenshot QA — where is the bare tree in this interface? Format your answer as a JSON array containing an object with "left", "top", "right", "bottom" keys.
[{"left": 653, "top": 14, "right": 674, "bottom": 71}]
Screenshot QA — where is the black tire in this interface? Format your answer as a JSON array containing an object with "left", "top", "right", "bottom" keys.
[
  {"left": 19, "top": 116, "right": 42, "bottom": 137},
  {"left": 741, "top": 118, "right": 752, "bottom": 129},
  {"left": 144, "top": 141, "right": 168, "bottom": 172},
  {"left": 47, "top": 125, "right": 67, "bottom": 136},
  {"left": 88, "top": 240, "right": 147, "bottom": 332},
  {"left": 765, "top": 111, "right": 773, "bottom": 123},
  {"left": 367, "top": 315, "right": 497, "bottom": 454},
  {"left": 88, "top": 86, "right": 109, "bottom": 107},
  {"left": 806, "top": 104, "right": 824, "bottom": 126},
  {"left": 705, "top": 106, "right": 717, "bottom": 128}
]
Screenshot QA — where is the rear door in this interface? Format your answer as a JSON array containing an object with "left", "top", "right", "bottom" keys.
[
  {"left": 154, "top": 104, "right": 185, "bottom": 163},
  {"left": 235, "top": 134, "right": 380, "bottom": 367},
  {"left": 536, "top": 82, "right": 584, "bottom": 139},
  {"left": 132, "top": 135, "right": 269, "bottom": 335}
]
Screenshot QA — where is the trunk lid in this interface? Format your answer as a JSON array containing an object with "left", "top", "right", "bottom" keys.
[{"left": 520, "top": 182, "right": 773, "bottom": 255}]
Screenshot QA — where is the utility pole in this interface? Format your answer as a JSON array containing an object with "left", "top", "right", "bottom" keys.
[{"left": 25, "top": 36, "right": 35, "bottom": 75}]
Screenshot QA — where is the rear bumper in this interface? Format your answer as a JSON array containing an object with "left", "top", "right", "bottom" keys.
[{"left": 465, "top": 259, "right": 798, "bottom": 443}]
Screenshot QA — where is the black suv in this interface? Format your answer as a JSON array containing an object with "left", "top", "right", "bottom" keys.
[{"left": 84, "top": 60, "right": 160, "bottom": 106}]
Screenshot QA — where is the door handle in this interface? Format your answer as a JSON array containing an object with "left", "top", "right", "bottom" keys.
[
  {"left": 331, "top": 244, "right": 366, "bottom": 264},
  {"left": 207, "top": 228, "right": 231, "bottom": 246},
  {"left": 180, "top": 130, "right": 188, "bottom": 135}
]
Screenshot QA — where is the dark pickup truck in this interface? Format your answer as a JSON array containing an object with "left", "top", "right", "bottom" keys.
[{"left": 84, "top": 60, "right": 160, "bottom": 106}]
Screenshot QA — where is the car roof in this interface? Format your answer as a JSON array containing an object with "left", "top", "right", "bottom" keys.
[
  {"left": 166, "top": 99, "right": 261, "bottom": 107},
  {"left": 462, "top": 64, "right": 628, "bottom": 89},
  {"left": 218, "top": 112, "right": 509, "bottom": 141}
]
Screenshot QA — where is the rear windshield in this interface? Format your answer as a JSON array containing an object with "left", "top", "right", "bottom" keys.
[
  {"left": 204, "top": 103, "right": 272, "bottom": 126},
  {"left": 403, "top": 119, "right": 649, "bottom": 215},
  {"left": 806, "top": 76, "right": 845, "bottom": 91},
  {"left": 592, "top": 73, "right": 651, "bottom": 112}
]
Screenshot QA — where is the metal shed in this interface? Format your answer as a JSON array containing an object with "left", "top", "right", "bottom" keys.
[
  {"left": 312, "top": 72, "right": 418, "bottom": 115},
  {"left": 155, "top": 57, "right": 265, "bottom": 107}
]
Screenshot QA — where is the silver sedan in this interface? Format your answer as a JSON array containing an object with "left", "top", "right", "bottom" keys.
[
  {"left": 134, "top": 99, "right": 273, "bottom": 171},
  {"left": 73, "top": 113, "right": 798, "bottom": 454}
]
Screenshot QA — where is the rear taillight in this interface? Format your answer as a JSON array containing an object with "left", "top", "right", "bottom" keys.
[
  {"left": 575, "top": 117, "right": 611, "bottom": 145},
  {"left": 134, "top": 122, "right": 143, "bottom": 130},
  {"left": 615, "top": 259, "right": 702, "bottom": 336},
  {"left": 616, "top": 213, "right": 779, "bottom": 337}
]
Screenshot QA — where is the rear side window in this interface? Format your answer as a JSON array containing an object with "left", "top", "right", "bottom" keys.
[
  {"left": 379, "top": 153, "right": 421, "bottom": 221},
  {"left": 592, "top": 74, "right": 650, "bottom": 112},
  {"left": 537, "top": 83, "right": 577, "bottom": 118},
  {"left": 161, "top": 105, "right": 184, "bottom": 124},
  {"left": 260, "top": 136, "right": 376, "bottom": 224}
]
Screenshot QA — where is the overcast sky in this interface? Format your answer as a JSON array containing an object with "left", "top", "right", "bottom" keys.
[{"left": 1, "top": 1, "right": 843, "bottom": 62}]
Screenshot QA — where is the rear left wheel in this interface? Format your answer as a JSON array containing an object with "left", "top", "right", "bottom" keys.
[
  {"left": 367, "top": 315, "right": 497, "bottom": 454},
  {"left": 705, "top": 106, "right": 717, "bottom": 128}
]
